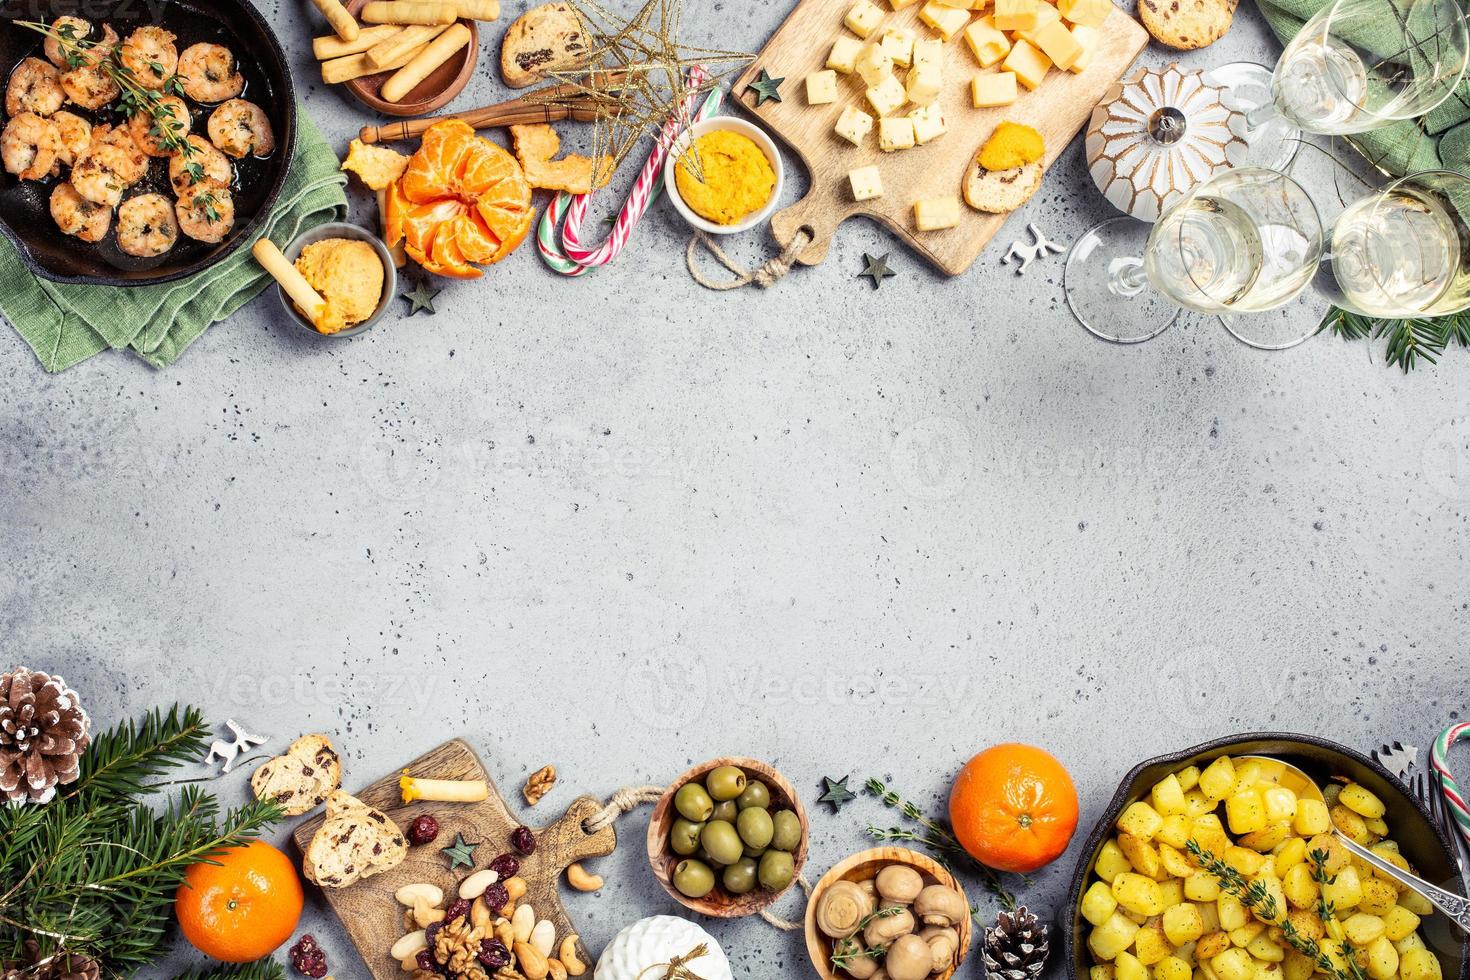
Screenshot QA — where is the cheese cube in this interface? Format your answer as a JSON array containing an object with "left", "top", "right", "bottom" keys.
[
  {"left": 845, "top": 0, "right": 885, "bottom": 37},
  {"left": 993, "top": 0, "right": 1039, "bottom": 30},
  {"left": 919, "top": 1, "right": 971, "bottom": 39},
  {"left": 849, "top": 165, "right": 884, "bottom": 201},
  {"left": 914, "top": 196, "right": 960, "bottom": 230},
  {"left": 1058, "top": 0, "right": 1112, "bottom": 25},
  {"left": 971, "top": 70, "right": 1018, "bottom": 105},
  {"left": 879, "top": 27, "right": 916, "bottom": 66},
  {"left": 879, "top": 116, "right": 916, "bottom": 150},
  {"left": 855, "top": 43, "right": 895, "bottom": 86},
  {"left": 835, "top": 105, "right": 875, "bottom": 144},
  {"left": 912, "top": 37, "right": 944, "bottom": 71},
  {"left": 806, "top": 69, "right": 840, "bottom": 104},
  {"left": 1015, "top": 1, "right": 1060, "bottom": 43},
  {"left": 1031, "top": 17, "right": 1083, "bottom": 67},
  {"left": 1002, "top": 37, "right": 1051, "bottom": 89},
  {"left": 890, "top": 0, "right": 920, "bottom": 8},
  {"left": 1067, "top": 24, "right": 1096, "bottom": 71},
  {"left": 909, "top": 103, "right": 947, "bottom": 143},
  {"left": 932, "top": 0, "right": 970, "bottom": 6},
  {"left": 969, "top": 0, "right": 989, "bottom": 8},
  {"left": 866, "top": 75, "right": 908, "bottom": 116},
  {"left": 964, "top": 16, "right": 1011, "bottom": 66},
  {"left": 828, "top": 35, "right": 865, "bottom": 72},
  {"left": 905, "top": 65, "right": 943, "bottom": 105}
]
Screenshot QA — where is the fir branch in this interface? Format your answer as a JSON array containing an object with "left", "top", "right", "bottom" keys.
[
  {"left": 171, "top": 959, "right": 288, "bottom": 980},
  {"left": 1317, "top": 306, "right": 1462, "bottom": 372},
  {"left": 66, "top": 705, "right": 210, "bottom": 803}
]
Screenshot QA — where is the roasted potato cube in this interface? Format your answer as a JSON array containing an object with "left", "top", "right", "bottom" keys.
[
  {"left": 1339, "top": 783, "right": 1386, "bottom": 819},
  {"left": 1097, "top": 839, "right": 1134, "bottom": 882},
  {"left": 1116, "top": 950, "right": 1149, "bottom": 980},
  {"left": 1286, "top": 910, "right": 1325, "bottom": 942},
  {"left": 1177, "top": 766, "right": 1201, "bottom": 792},
  {"left": 1164, "top": 903, "right": 1206, "bottom": 946},
  {"left": 1113, "top": 872, "right": 1167, "bottom": 916},
  {"left": 1239, "top": 824, "right": 1292, "bottom": 853},
  {"left": 1400, "top": 947, "right": 1443, "bottom": 980},
  {"left": 1193, "top": 815, "right": 1232, "bottom": 857},
  {"left": 1092, "top": 965, "right": 1117, "bottom": 980},
  {"left": 1136, "top": 924, "right": 1174, "bottom": 966},
  {"left": 1234, "top": 759, "right": 1267, "bottom": 789},
  {"left": 1197, "top": 900, "right": 1221, "bottom": 933},
  {"left": 1153, "top": 774, "right": 1189, "bottom": 816},
  {"left": 1252, "top": 873, "right": 1287, "bottom": 924},
  {"left": 1089, "top": 911, "right": 1142, "bottom": 961},
  {"left": 1161, "top": 842, "right": 1194, "bottom": 879},
  {"left": 1228, "top": 922, "right": 1264, "bottom": 948},
  {"left": 1119, "top": 832, "right": 1163, "bottom": 878},
  {"left": 1196, "top": 932, "right": 1231, "bottom": 960},
  {"left": 1247, "top": 934, "right": 1285, "bottom": 963},
  {"left": 1119, "top": 802, "right": 1167, "bottom": 841},
  {"left": 1324, "top": 865, "right": 1364, "bottom": 910},
  {"left": 1364, "top": 936, "right": 1398, "bottom": 980},
  {"left": 1273, "top": 837, "right": 1308, "bottom": 876},
  {"left": 1157, "top": 955, "right": 1193, "bottom": 980},
  {"left": 1282, "top": 862, "right": 1320, "bottom": 909},
  {"left": 1218, "top": 894, "right": 1248, "bottom": 932},
  {"left": 1160, "top": 879, "right": 1186, "bottom": 908},
  {"left": 1210, "top": 946, "right": 1255, "bottom": 980},
  {"left": 1369, "top": 842, "right": 1410, "bottom": 882},
  {"left": 1084, "top": 880, "right": 1122, "bottom": 925},
  {"left": 1186, "top": 872, "right": 1222, "bottom": 902},
  {"left": 1398, "top": 887, "right": 1433, "bottom": 917},
  {"left": 1222, "top": 845, "right": 1267, "bottom": 875},
  {"left": 1343, "top": 912, "right": 1386, "bottom": 946},
  {"left": 1283, "top": 950, "right": 1316, "bottom": 980},
  {"left": 1226, "top": 791, "right": 1268, "bottom": 835},
  {"left": 1293, "top": 799, "right": 1332, "bottom": 836},
  {"left": 1262, "top": 786, "right": 1298, "bottom": 823},
  {"left": 1332, "top": 804, "right": 1372, "bottom": 845},
  {"left": 1382, "top": 906, "right": 1421, "bottom": 942},
  {"left": 1366, "top": 817, "right": 1389, "bottom": 837},
  {"left": 1185, "top": 790, "right": 1216, "bottom": 817},
  {"left": 1159, "top": 814, "right": 1194, "bottom": 850},
  {"left": 1199, "top": 757, "right": 1237, "bottom": 801},
  {"left": 1393, "top": 932, "right": 1427, "bottom": 956},
  {"left": 1308, "top": 833, "right": 1352, "bottom": 874},
  {"left": 1320, "top": 939, "right": 1352, "bottom": 975},
  {"left": 1358, "top": 876, "right": 1399, "bottom": 916}
]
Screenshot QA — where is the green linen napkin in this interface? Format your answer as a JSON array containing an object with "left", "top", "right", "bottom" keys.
[
  {"left": 0, "top": 108, "right": 348, "bottom": 373},
  {"left": 1257, "top": 0, "right": 1470, "bottom": 175}
]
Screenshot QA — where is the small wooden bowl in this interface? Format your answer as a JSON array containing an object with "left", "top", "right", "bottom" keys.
[
  {"left": 340, "top": 0, "right": 478, "bottom": 117},
  {"left": 804, "top": 847, "right": 972, "bottom": 980},
  {"left": 647, "top": 757, "right": 810, "bottom": 918}
]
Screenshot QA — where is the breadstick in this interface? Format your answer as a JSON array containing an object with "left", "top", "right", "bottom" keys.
[
  {"left": 376, "top": 189, "right": 407, "bottom": 268},
  {"left": 311, "top": 0, "right": 361, "bottom": 41},
  {"left": 366, "top": 23, "right": 444, "bottom": 69},
  {"left": 454, "top": 0, "right": 499, "bottom": 20},
  {"left": 313, "top": 24, "right": 402, "bottom": 60},
  {"left": 381, "top": 23, "right": 471, "bottom": 101},
  {"left": 362, "top": 0, "right": 458, "bottom": 24},
  {"left": 252, "top": 239, "right": 327, "bottom": 328},
  {"left": 400, "top": 773, "right": 489, "bottom": 804},
  {"left": 321, "top": 30, "right": 442, "bottom": 84}
]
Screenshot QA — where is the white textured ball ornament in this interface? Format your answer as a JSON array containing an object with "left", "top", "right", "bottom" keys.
[{"left": 594, "top": 916, "right": 733, "bottom": 980}]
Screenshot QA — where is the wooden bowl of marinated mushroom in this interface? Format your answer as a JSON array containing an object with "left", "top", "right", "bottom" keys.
[{"left": 805, "top": 847, "right": 971, "bottom": 980}]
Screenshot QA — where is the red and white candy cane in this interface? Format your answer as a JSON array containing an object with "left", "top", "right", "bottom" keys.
[
  {"left": 538, "top": 67, "right": 723, "bottom": 276},
  {"left": 1432, "top": 722, "right": 1470, "bottom": 846}
]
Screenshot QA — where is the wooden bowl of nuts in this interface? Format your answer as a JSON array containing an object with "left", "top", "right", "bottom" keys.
[
  {"left": 646, "top": 757, "right": 809, "bottom": 918},
  {"left": 805, "top": 847, "right": 971, "bottom": 980}
]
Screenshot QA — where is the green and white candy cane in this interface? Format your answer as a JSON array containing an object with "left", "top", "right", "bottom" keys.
[{"left": 1431, "top": 722, "right": 1470, "bottom": 846}]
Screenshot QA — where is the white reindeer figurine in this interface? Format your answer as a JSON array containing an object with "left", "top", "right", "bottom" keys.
[
  {"left": 1001, "top": 223, "right": 1065, "bottom": 275},
  {"left": 204, "top": 719, "right": 269, "bottom": 774}
]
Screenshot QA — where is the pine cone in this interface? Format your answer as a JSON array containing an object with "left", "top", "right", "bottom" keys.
[
  {"left": 983, "top": 906, "right": 1050, "bottom": 980},
  {"left": 1, "top": 941, "right": 100, "bottom": 980},
  {"left": 0, "top": 668, "right": 92, "bottom": 805}
]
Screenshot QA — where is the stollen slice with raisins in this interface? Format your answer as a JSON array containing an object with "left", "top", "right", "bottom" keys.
[
  {"left": 303, "top": 790, "right": 408, "bottom": 888},
  {"left": 500, "top": 2, "right": 589, "bottom": 88},
  {"left": 251, "top": 734, "right": 342, "bottom": 817}
]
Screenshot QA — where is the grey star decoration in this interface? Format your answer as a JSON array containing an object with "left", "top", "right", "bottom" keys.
[
  {"left": 858, "top": 252, "right": 896, "bottom": 289},
  {"left": 403, "top": 281, "right": 440, "bottom": 316},
  {"left": 748, "top": 68, "right": 785, "bottom": 106},
  {"left": 441, "top": 832, "right": 479, "bottom": 870},
  {"left": 819, "top": 774, "right": 857, "bottom": 812}
]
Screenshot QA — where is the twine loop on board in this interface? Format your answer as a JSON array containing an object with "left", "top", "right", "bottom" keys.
[
  {"left": 584, "top": 785, "right": 666, "bottom": 835},
  {"left": 686, "top": 227, "right": 815, "bottom": 290}
]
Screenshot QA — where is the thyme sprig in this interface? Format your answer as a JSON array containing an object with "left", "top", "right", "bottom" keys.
[
  {"left": 1186, "top": 840, "right": 1368, "bottom": 980},
  {"left": 829, "top": 908, "right": 903, "bottom": 970}
]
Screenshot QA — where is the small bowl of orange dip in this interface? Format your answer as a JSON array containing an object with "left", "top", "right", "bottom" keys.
[{"left": 665, "top": 118, "right": 784, "bottom": 235}]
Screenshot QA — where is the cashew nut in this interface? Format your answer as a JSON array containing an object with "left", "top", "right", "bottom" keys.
[
  {"left": 546, "top": 958, "right": 568, "bottom": 980},
  {"left": 512, "top": 903, "right": 536, "bottom": 943},
  {"left": 459, "top": 868, "right": 500, "bottom": 900},
  {"left": 413, "top": 896, "right": 445, "bottom": 928},
  {"left": 395, "top": 883, "right": 445, "bottom": 908},
  {"left": 471, "top": 896, "right": 492, "bottom": 929},
  {"left": 530, "top": 919, "right": 556, "bottom": 957},
  {"left": 494, "top": 918, "right": 515, "bottom": 950},
  {"left": 565, "top": 863, "right": 603, "bottom": 892},
  {"left": 559, "top": 936, "right": 587, "bottom": 977},
  {"left": 514, "top": 941, "right": 550, "bottom": 980},
  {"left": 503, "top": 875, "right": 528, "bottom": 911},
  {"left": 399, "top": 955, "right": 419, "bottom": 973},
  {"left": 390, "top": 930, "right": 427, "bottom": 962}
]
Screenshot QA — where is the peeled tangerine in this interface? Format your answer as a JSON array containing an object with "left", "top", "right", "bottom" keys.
[{"left": 385, "top": 120, "right": 533, "bottom": 279}]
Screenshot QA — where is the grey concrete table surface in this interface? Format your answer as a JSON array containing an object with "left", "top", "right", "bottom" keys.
[{"left": 4, "top": 0, "right": 1470, "bottom": 976}]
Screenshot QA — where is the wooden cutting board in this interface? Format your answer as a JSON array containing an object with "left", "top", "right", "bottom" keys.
[
  {"left": 733, "top": 0, "right": 1148, "bottom": 276},
  {"left": 292, "top": 739, "right": 615, "bottom": 980}
]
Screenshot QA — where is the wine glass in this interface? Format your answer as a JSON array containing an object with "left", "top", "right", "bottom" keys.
[
  {"left": 1211, "top": 0, "right": 1469, "bottom": 168},
  {"left": 1065, "top": 168, "right": 1325, "bottom": 344}
]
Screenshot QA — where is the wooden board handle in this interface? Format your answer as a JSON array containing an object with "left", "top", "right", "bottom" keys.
[
  {"left": 770, "top": 186, "right": 848, "bottom": 269},
  {"left": 533, "top": 796, "right": 618, "bottom": 873}
]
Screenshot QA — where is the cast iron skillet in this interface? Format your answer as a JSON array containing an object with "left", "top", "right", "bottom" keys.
[
  {"left": 0, "top": 0, "right": 295, "bottom": 285},
  {"left": 1065, "top": 734, "right": 1470, "bottom": 980}
]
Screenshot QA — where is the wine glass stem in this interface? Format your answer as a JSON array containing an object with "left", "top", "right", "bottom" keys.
[
  {"left": 1246, "top": 100, "right": 1280, "bottom": 131},
  {"left": 1111, "top": 257, "right": 1149, "bottom": 297}
]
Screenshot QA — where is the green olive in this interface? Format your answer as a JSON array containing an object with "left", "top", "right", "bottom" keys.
[
  {"left": 710, "top": 800, "right": 738, "bottom": 824},
  {"left": 743, "top": 842, "right": 767, "bottom": 859},
  {"left": 722, "top": 857, "right": 759, "bottom": 895},
  {"left": 700, "top": 819, "right": 745, "bottom": 866},
  {"left": 758, "top": 849, "right": 795, "bottom": 891},
  {"left": 669, "top": 818, "right": 704, "bottom": 856},
  {"left": 705, "top": 766, "right": 748, "bottom": 802},
  {"left": 770, "top": 809, "right": 802, "bottom": 852},
  {"left": 736, "top": 806, "right": 774, "bottom": 850},
  {"left": 737, "top": 781, "right": 771, "bottom": 810},
  {"left": 675, "top": 783, "right": 714, "bottom": 822},
  {"left": 673, "top": 859, "right": 715, "bottom": 899}
]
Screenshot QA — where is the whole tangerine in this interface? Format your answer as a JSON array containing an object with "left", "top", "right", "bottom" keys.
[
  {"left": 949, "top": 743, "right": 1079, "bottom": 873},
  {"left": 175, "top": 840, "right": 303, "bottom": 963}
]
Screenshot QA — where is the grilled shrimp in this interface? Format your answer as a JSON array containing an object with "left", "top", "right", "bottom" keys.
[
  {"left": 70, "top": 127, "right": 145, "bottom": 207},
  {"left": 119, "top": 26, "right": 177, "bottom": 90},
  {"left": 207, "top": 98, "right": 273, "bottom": 158},
  {"left": 175, "top": 184, "right": 233, "bottom": 243},
  {"left": 6, "top": 56, "right": 64, "bottom": 117},
  {"left": 51, "top": 110, "right": 92, "bottom": 167},
  {"left": 91, "top": 124, "right": 148, "bottom": 182},
  {"left": 50, "top": 181, "right": 112, "bottom": 242},
  {"left": 116, "top": 192, "right": 177, "bottom": 256},
  {"left": 47, "top": 19, "right": 117, "bottom": 68},
  {"left": 127, "top": 94, "right": 190, "bottom": 156},
  {"left": 168, "top": 134, "right": 231, "bottom": 194},
  {"left": 46, "top": 16, "right": 87, "bottom": 67},
  {"left": 176, "top": 43, "right": 243, "bottom": 103},
  {"left": 2, "top": 112, "right": 63, "bottom": 180},
  {"left": 61, "top": 62, "right": 119, "bottom": 110}
]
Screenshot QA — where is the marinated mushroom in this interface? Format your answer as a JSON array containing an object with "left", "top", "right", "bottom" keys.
[
  {"left": 914, "top": 884, "right": 967, "bottom": 928},
  {"left": 883, "top": 934, "right": 933, "bottom": 980},
  {"left": 875, "top": 866, "right": 924, "bottom": 905},
  {"left": 817, "top": 880, "right": 876, "bottom": 940},
  {"left": 864, "top": 906, "right": 916, "bottom": 947},
  {"left": 834, "top": 937, "right": 881, "bottom": 979},
  {"left": 920, "top": 925, "right": 960, "bottom": 973},
  {"left": 858, "top": 878, "right": 878, "bottom": 902}
]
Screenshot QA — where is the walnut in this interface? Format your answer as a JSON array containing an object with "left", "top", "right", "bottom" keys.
[
  {"left": 435, "top": 916, "right": 491, "bottom": 980},
  {"left": 494, "top": 969, "right": 529, "bottom": 980},
  {"left": 522, "top": 765, "right": 556, "bottom": 806}
]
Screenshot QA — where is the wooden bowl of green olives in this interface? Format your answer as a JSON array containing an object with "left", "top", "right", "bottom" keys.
[{"left": 647, "top": 757, "right": 810, "bottom": 918}]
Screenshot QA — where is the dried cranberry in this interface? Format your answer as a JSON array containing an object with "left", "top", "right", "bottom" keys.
[
  {"left": 477, "top": 939, "right": 511, "bottom": 969},
  {"left": 510, "top": 826, "right": 536, "bottom": 855},
  {"left": 288, "top": 935, "right": 329, "bottom": 978},
  {"left": 408, "top": 814, "right": 440, "bottom": 845},
  {"left": 444, "top": 898, "right": 471, "bottom": 923},
  {"left": 416, "top": 950, "right": 436, "bottom": 971},
  {"left": 425, "top": 921, "right": 443, "bottom": 948},
  {"left": 489, "top": 853, "right": 520, "bottom": 878},
  {"left": 482, "top": 881, "right": 509, "bottom": 912}
]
